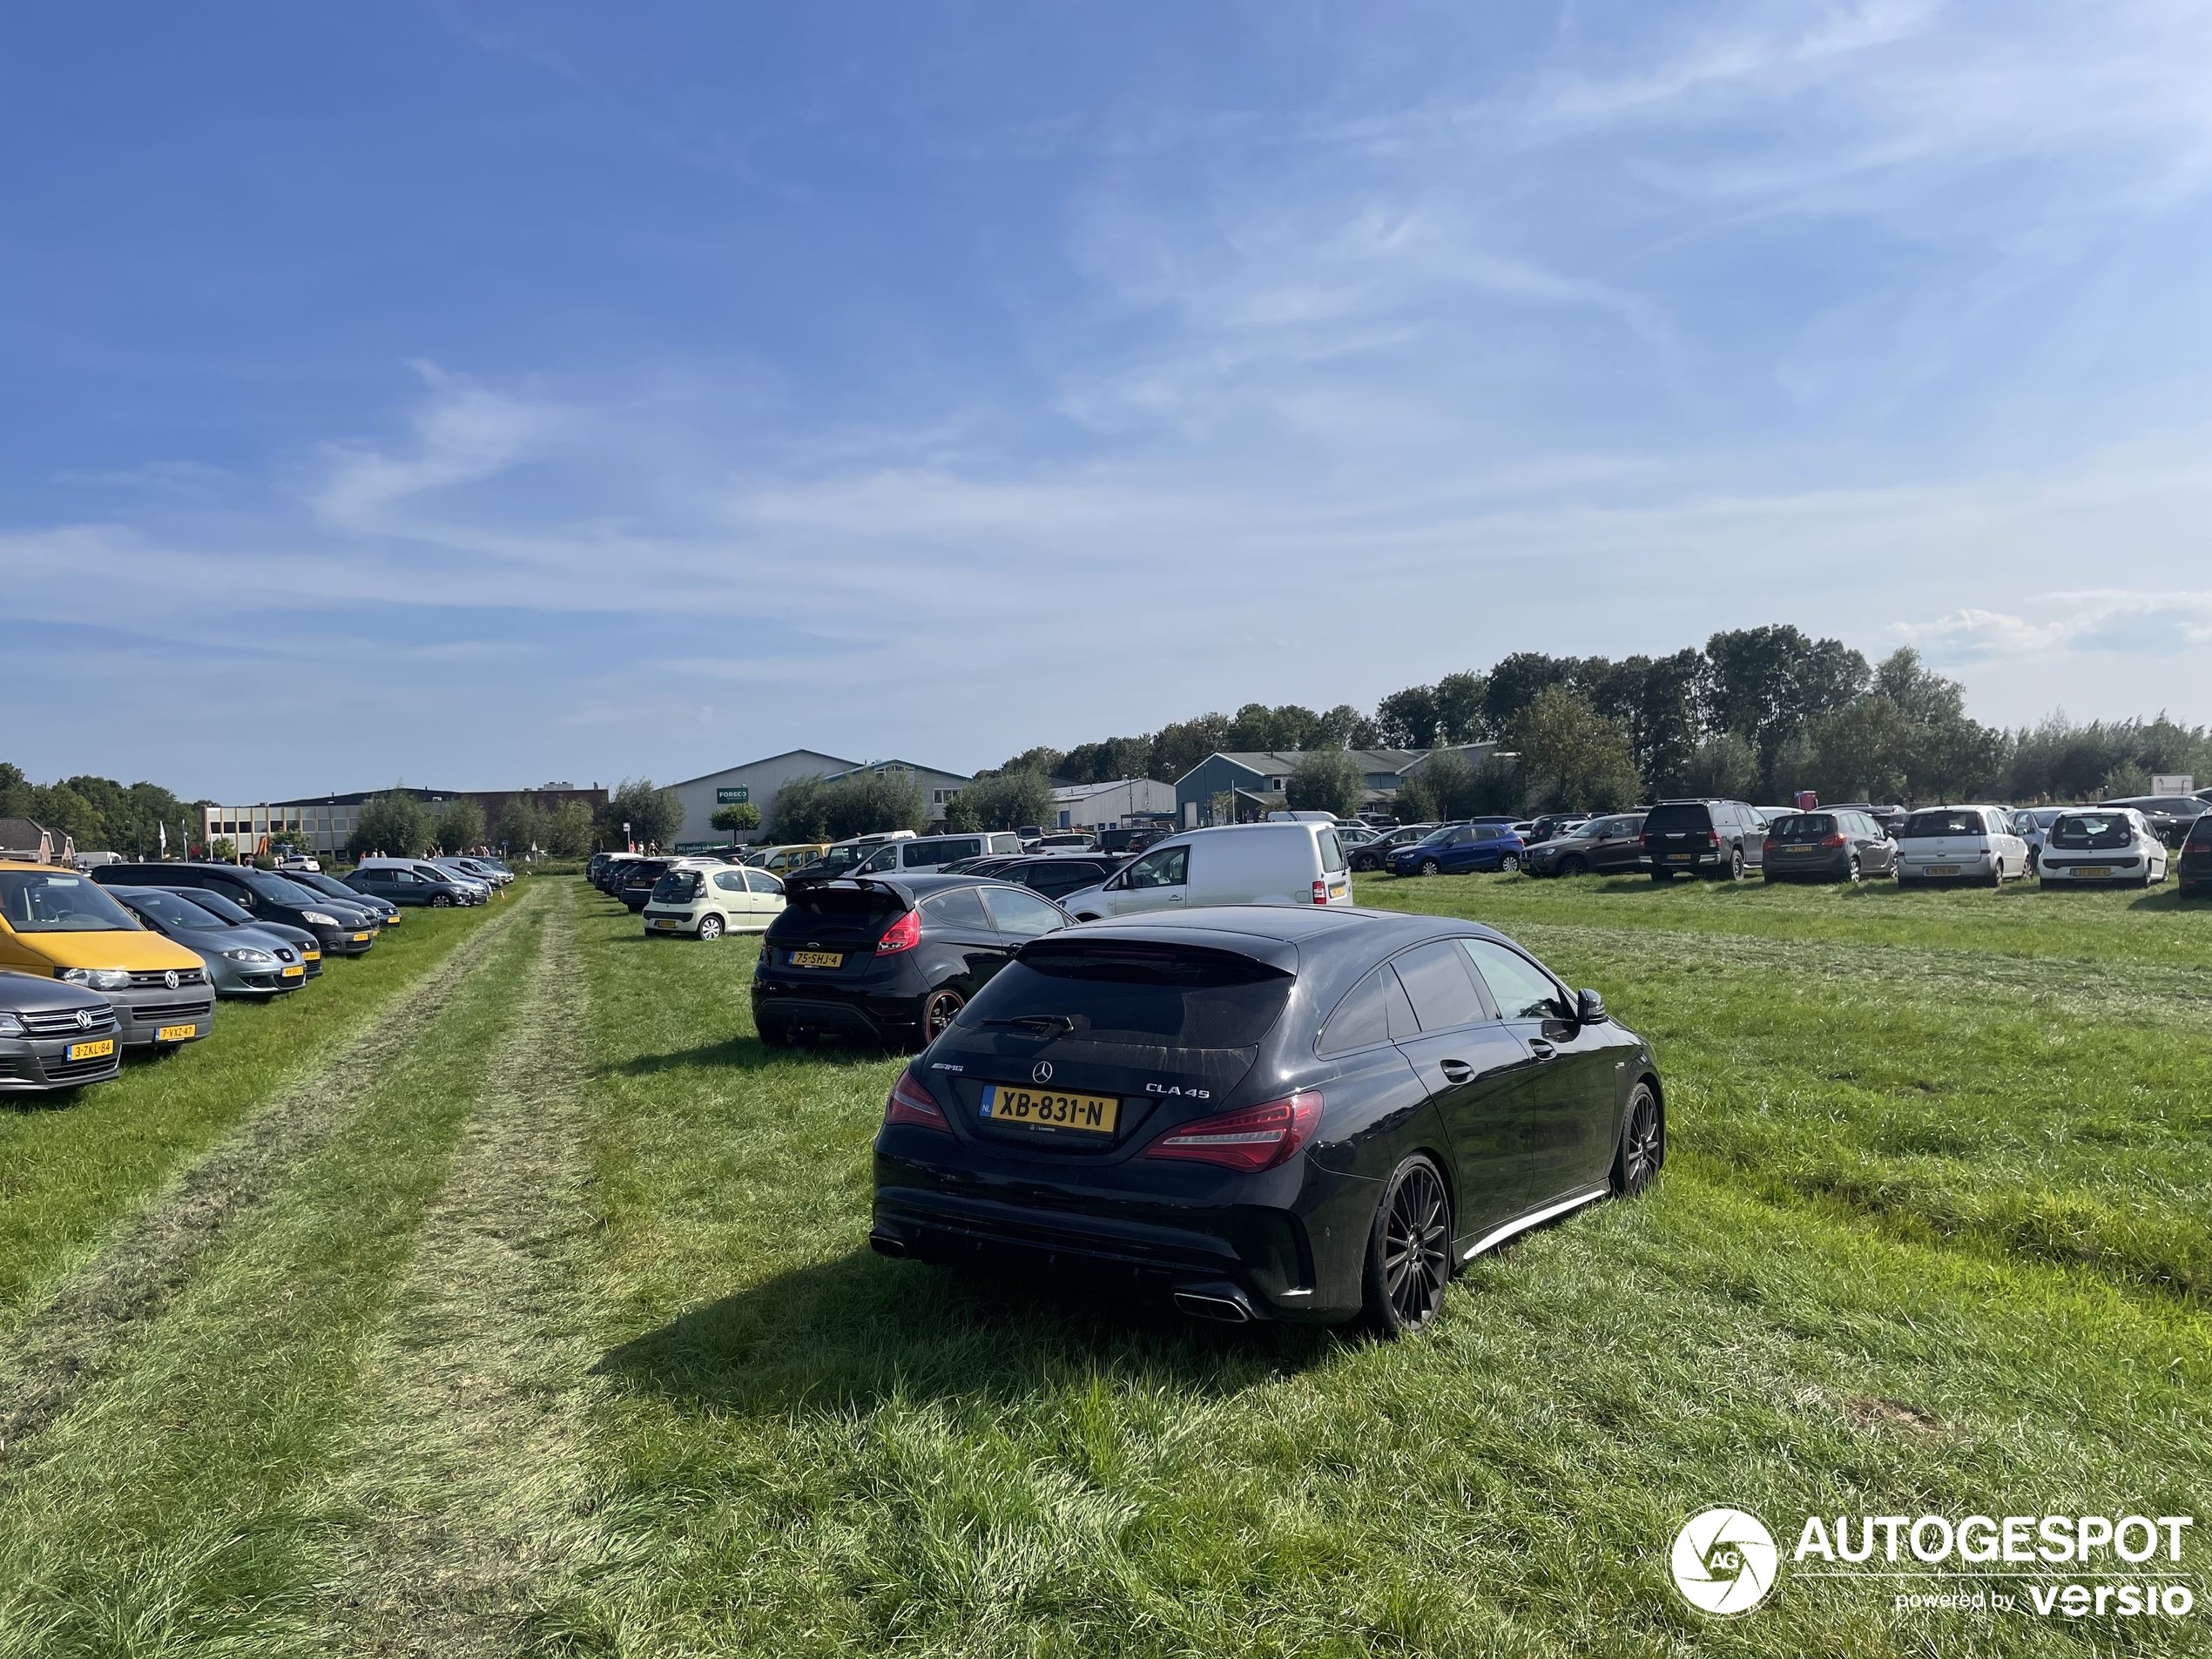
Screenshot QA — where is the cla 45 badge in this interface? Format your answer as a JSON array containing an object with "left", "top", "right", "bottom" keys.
[{"left": 1145, "top": 1083, "right": 1211, "bottom": 1098}]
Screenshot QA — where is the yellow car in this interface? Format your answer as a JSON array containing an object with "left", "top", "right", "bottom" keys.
[
  {"left": 745, "top": 843, "right": 830, "bottom": 879},
  {"left": 0, "top": 863, "right": 215, "bottom": 1050}
]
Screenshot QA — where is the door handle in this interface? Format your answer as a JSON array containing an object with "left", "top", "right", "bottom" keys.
[
  {"left": 1527, "top": 1039, "right": 1556, "bottom": 1061},
  {"left": 1439, "top": 1058, "right": 1474, "bottom": 1083}
]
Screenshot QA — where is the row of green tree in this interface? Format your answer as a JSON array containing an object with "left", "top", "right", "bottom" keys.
[
  {"left": 0, "top": 764, "right": 199, "bottom": 856},
  {"left": 977, "top": 624, "right": 2212, "bottom": 812}
]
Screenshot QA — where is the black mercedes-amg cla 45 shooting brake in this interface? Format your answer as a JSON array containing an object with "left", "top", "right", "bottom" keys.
[{"left": 870, "top": 905, "right": 1664, "bottom": 1337}]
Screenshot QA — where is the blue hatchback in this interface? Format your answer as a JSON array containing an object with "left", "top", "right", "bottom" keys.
[{"left": 1385, "top": 820, "right": 1527, "bottom": 876}]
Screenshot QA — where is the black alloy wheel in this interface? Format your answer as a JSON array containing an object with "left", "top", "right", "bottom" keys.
[
  {"left": 1728, "top": 847, "right": 1745, "bottom": 880},
  {"left": 431, "top": 894, "right": 455, "bottom": 907},
  {"left": 1612, "top": 1082, "right": 1662, "bottom": 1197},
  {"left": 698, "top": 914, "right": 725, "bottom": 941},
  {"left": 1420, "top": 858, "right": 1442, "bottom": 877},
  {"left": 1559, "top": 854, "right": 1588, "bottom": 878},
  {"left": 1846, "top": 854, "right": 1862, "bottom": 884},
  {"left": 920, "top": 988, "right": 965, "bottom": 1046},
  {"left": 1361, "top": 1155, "right": 1452, "bottom": 1338}
]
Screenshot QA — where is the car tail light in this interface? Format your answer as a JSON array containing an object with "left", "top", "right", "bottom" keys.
[
  {"left": 884, "top": 1068, "right": 948, "bottom": 1130},
  {"left": 1820, "top": 833, "right": 1847, "bottom": 848},
  {"left": 1763, "top": 837, "right": 1780, "bottom": 853},
  {"left": 876, "top": 908, "right": 920, "bottom": 954},
  {"left": 1312, "top": 880, "right": 1328, "bottom": 904},
  {"left": 1706, "top": 829, "right": 1721, "bottom": 849},
  {"left": 1143, "top": 1091, "right": 1324, "bottom": 1172},
  {"left": 1639, "top": 832, "right": 1651, "bottom": 847}
]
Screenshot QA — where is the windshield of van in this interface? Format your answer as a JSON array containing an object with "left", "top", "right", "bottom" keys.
[
  {"left": 963, "top": 944, "right": 1292, "bottom": 1049},
  {"left": 0, "top": 872, "right": 142, "bottom": 933}
]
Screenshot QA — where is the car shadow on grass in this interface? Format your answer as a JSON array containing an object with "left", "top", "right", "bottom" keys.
[
  {"left": 612, "top": 1035, "right": 901, "bottom": 1076},
  {"left": 591, "top": 1247, "right": 1340, "bottom": 1417}
]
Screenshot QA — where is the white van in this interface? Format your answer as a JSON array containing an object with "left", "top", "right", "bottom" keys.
[
  {"left": 1055, "top": 821, "right": 1352, "bottom": 921},
  {"left": 853, "top": 831, "right": 1025, "bottom": 876}
]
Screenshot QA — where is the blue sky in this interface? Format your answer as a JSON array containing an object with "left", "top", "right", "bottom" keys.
[{"left": 6, "top": 2, "right": 2212, "bottom": 801}]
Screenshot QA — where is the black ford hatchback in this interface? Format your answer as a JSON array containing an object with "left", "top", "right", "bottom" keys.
[
  {"left": 870, "top": 906, "right": 1663, "bottom": 1336},
  {"left": 754, "top": 876, "right": 1076, "bottom": 1049}
]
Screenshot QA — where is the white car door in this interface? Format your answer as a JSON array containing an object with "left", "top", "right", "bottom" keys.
[
  {"left": 1105, "top": 842, "right": 1190, "bottom": 916},
  {"left": 744, "top": 867, "right": 786, "bottom": 927},
  {"left": 1987, "top": 808, "right": 2027, "bottom": 876}
]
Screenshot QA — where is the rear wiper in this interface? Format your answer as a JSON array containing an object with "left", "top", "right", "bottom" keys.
[{"left": 979, "top": 1015, "right": 1076, "bottom": 1035}]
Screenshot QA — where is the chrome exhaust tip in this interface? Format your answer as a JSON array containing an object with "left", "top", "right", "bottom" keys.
[
  {"left": 1173, "top": 1291, "right": 1253, "bottom": 1324},
  {"left": 867, "top": 1231, "right": 908, "bottom": 1260}
]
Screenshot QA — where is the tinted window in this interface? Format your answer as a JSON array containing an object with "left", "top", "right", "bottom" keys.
[
  {"left": 1024, "top": 863, "right": 1101, "bottom": 898},
  {"left": 1392, "top": 941, "right": 1488, "bottom": 1031},
  {"left": 1900, "top": 810, "right": 1987, "bottom": 839},
  {"left": 901, "top": 840, "right": 947, "bottom": 867},
  {"left": 981, "top": 887, "right": 1066, "bottom": 938},
  {"left": 2051, "top": 814, "right": 2134, "bottom": 849},
  {"left": 1125, "top": 846, "right": 1188, "bottom": 888},
  {"left": 2188, "top": 816, "right": 2212, "bottom": 846},
  {"left": 783, "top": 887, "right": 902, "bottom": 927},
  {"left": 1317, "top": 963, "right": 1419, "bottom": 1055},
  {"left": 1318, "top": 830, "right": 1347, "bottom": 873},
  {"left": 921, "top": 887, "right": 990, "bottom": 929},
  {"left": 122, "top": 890, "right": 219, "bottom": 929},
  {"left": 1460, "top": 939, "right": 1566, "bottom": 1022},
  {"left": 712, "top": 872, "right": 747, "bottom": 893},
  {"left": 965, "top": 946, "right": 1292, "bottom": 1049},
  {"left": 1642, "top": 803, "right": 1712, "bottom": 835},
  {"left": 653, "top": 871, "right": 701, "bottom": 902},
  {"left": 1771, "top": 814, "right": 1835, "bottom": 838},
  {"left": 174, "top": 887, "right": 254, "bottom": 922}
]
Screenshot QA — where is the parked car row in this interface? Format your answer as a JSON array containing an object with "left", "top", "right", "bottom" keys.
[{"left": 0, "top": 851, "right": 509, "bottom": 1100}]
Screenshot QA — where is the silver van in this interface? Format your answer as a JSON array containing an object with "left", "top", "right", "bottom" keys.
[
  {"left": 853, "top": 832, "right": 1026, "bottom": 877},
  {"left": 1055, "top": 821, "right": 1352, "bottom": 921}
]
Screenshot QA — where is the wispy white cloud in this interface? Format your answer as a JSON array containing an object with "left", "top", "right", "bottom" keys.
[{"left": 313, "top": 363, "right": 573, "bottom": 531}]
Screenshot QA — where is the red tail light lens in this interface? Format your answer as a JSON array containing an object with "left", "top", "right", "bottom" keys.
[
  {"left": 1820, "top": 833, "right": 1848, "bottom": 847},
  {"left": 1142, "top": 1091, "right": 1324, "bottom": 1172},
  {"left": 1763, "top": 838, "right": 1780, "bottom": 853},
  {"left": 875, "top": 908, "right": 920, "bottom": 954},
  {"left": 884, "top": 1068, "right": 948, "bottom": 1130},
  {"left": 1706, "top": 829, "right": 1721, "bottom": 848},
  {"left": 1639, "top": 832, "right": 1651, "bottom": 847},
  {"left": 1311, "top": 880, "right": 1328, "bottom": 904}
]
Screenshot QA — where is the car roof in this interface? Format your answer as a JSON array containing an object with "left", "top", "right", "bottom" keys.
[{"left": 1044, "top": 906, "right": 1516, "bottom": 986}]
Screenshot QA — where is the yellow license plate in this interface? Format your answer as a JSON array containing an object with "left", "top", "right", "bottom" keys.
[
  {"left": 67, "top": 1039, "right": 114, "bottom": 1061},
  {"left": 1788, "top": 845, "right": 1817, "bottom": 852},
  {"left": 156, "top": 1024, "right": 197, "bottom": 1042},
  {"left": 1669, "top": 853, "right": 1694, "bottom": 861},
  {"left": 282, "top": 965, "right": 304, "bottom": 978},
  {"left": 304, "top": 950, "right": 320, "bottom": 961},
  {"left": 2075, "top": 867, "right": 2112, "bottom": 878},
  {"left": 1926, "top": 866, "right": 1959, "bottom": 875},
  {"left": 979, "top": 1084, "right": 1120, "bottom": 1134},
  {"left": 790, "top": 950, "right": 844, "bottom": 968},
  {"left": 352, "top": 932, "right": 370, "bottom": 942}
]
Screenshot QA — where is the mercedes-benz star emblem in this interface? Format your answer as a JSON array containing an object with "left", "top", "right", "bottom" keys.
[
  {"left": 76, "top": 1008, "right": 94, "bottom": 1030},
  {"left": 164, "top": 970, "right": 180, "bottom": 990},
  {"left": 1031, "top": 1061, "right": 1054, "bottom": 1084}
]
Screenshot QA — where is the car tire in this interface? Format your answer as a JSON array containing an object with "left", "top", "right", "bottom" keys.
[
  {"left": 1359, "top": 1154, "right": 1452, "bottom": 1339},
  {"left": 1498, "top": 853, "right": 1521, "bottom": 874},
  {"left": 1846, "top": 855, "right": 1862, "bottom": 885},
  {"left": 1420, "top": 858, "right": 1441, "bottom": 877},
  {"left": 1559, "top": 854, "right": 1588, "bottom": 878},
  {"left": 1728, "top": 847, "right": 1744, "bottom": 881},
  {"left": 430, "top": 894, "right": 454, "bottom": 907},
  {"left": 698, "top": 914, "right": 725, "bottom": 941},
  {"left": 919, "top": 987, "right": 965, "bottom": 1047},
  {"left": 1612, "top": 1082, "right": 1663, "bottom": 1197}
]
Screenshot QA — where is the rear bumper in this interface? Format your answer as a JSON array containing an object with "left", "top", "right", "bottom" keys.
[
  {"left": 2037, "top": 857, "right": 2145, "bottom": 883},
  {"left": 1899, "top": 852, "right": 1996, "bottom": 878},
  {"left": 1764, "top": 850, "right": 1854, "bottom": 878}
]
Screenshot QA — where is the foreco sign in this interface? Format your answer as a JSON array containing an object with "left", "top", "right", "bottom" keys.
[{"left": 1669, "top": 1507, "right": 2197, "bottom": 1625}]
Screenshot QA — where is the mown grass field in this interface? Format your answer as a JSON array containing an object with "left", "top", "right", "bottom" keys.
[{"left": 0, "top": 870, "right": 2205, "bottom": 1657}]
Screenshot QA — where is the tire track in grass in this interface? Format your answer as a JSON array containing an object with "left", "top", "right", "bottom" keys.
[
  {"left": 0, "top": 889, "right": 543, "bottom": 1462},
  {"left": 317, "top": 880, "right": 608, "bottom": 1657}
]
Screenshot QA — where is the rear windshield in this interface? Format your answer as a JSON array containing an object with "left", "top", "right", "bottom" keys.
[
  {"left": 1901, "top": 810, "right": 1986, "bottom": 839},
  {"left": 963, "top": 946, "right": 1293, "bottom": 1049},
  {"left": 2189, "top": 816, "right": 2212, "bottom": 846},
  {"left": 2052, "top": 814, "right": 2133, "bottom": 849},
  {"left": 0, "top": 872, "right": 141, "bottom": 934},
  {"left": 1642, "top": 803, "right": 1712, "bottom": 834},
  {"left": 782, "top": 886, "right": 903, "bottom": 926},
  {"left": 653, "top": 870, "right": 702, "bottom": 902},
  {"left": 624, "top": 862, "right": 670, "bottom": 883},
  {"left": 1770, "top": 814, "right": 1835, "bottom": 837}
]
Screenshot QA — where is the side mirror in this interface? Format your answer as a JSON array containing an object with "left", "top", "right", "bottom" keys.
[{"left": 1576, "top": 988, "right": 1608, "bottom": 1024}]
